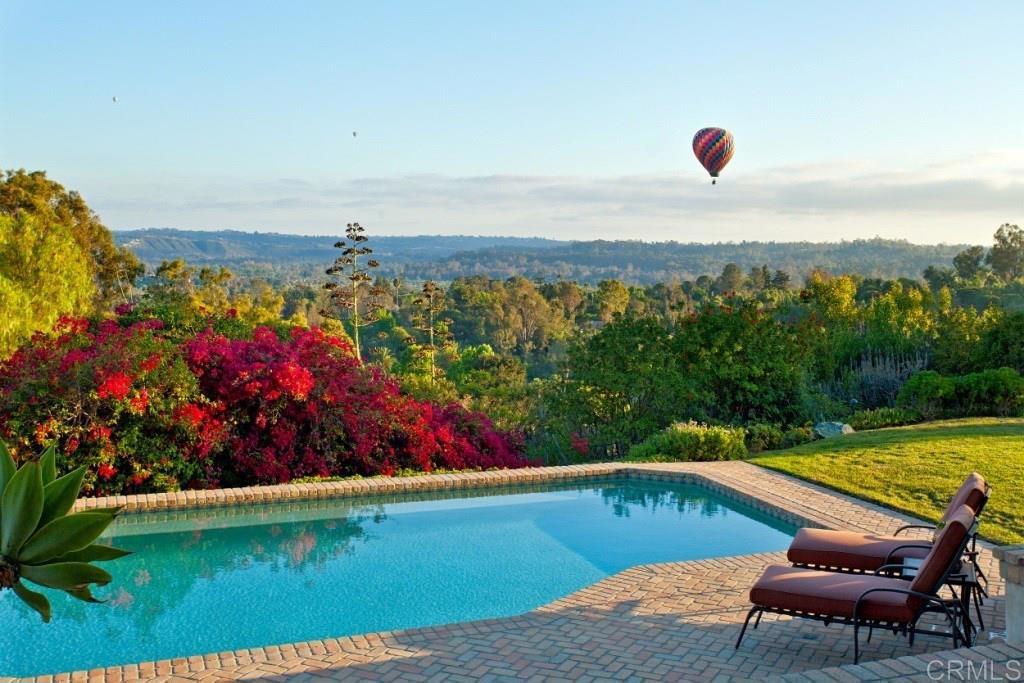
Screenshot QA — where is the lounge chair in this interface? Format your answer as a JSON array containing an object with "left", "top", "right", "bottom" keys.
[
  {"left": 787, "top": 472, "right": 990, "bottom": 629},
  {"left": 786, "top": 472, "right": 988, "bottom": 573},
  {"left": 736, "top": 504, "right": 977, "bottom": 663}
]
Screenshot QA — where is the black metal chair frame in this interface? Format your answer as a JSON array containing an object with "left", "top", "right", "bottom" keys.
[{"left": 736, "top": 521, "right": 976, "bottom": 664}]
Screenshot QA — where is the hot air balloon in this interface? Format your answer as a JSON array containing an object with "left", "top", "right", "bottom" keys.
[{"left": 692, "top": 127, "right": 734, "bottom": 184}]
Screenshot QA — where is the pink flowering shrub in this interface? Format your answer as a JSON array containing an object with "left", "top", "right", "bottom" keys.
[
  {"left": 184, "top": 326, "right": 529, "bottom": 484},
  {"left": 0, "top": 317, "right": 529, "bottom": 494}
]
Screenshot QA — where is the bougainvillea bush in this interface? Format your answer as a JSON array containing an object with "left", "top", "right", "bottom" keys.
[
  {"left": 0, "top": 316, "right": 529, "bottom": 495},
  {"left": 0, "top": 316, "right": 212, "bottom": 495}
]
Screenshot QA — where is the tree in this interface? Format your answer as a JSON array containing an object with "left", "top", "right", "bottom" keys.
[
  {"left": 975, "top": 311, "right": 1024, "bottom": 373},
  {"left": 0, "top": 169, "right": 142, "bottom": 308},
  {"left": 547, "top": 316, "right": 689, "bottom": 458},
  {"left": 672, "top": 301, "right": 807, "bottom": 425},
  {"left": 323, "top": 223, "right": 385, "bottom": 362},
  {"left": 922, "top": 265, "right": 956, "bottom": 292},
  {"left": 410, "top": 281, "right": 451, "bottom": 383},
  {"left": 547, "top": 281, "right": 585, "bottom": 323},
  {"left": 771, "top": 269, "right": 792, "bottom": 289},
  {"left": 806, "top": 272, "right": 858, "bottom": 324},
  {"left": 953, "top": 246, "right": 986, "bottom": 281},
  {"left": 596, "top": 280, "right": 630, "bottom": 322},
  {"left": 715, "top": 263, "right": 745, "bottom": 293},
  {"left": 234, "top": 280, "right": 285, "bottom": 325},
  {"left": 747, "top": 265, "right": 770, "bottom": 291},
  {"left": 987, "top": 224, "right": 1024, "bottom": 282},
  {"left": 504, "top": 277, "right": 567, "bottom": 359},
  {"left": 0, "top": 214, "right": 95, "bottom": 356}
]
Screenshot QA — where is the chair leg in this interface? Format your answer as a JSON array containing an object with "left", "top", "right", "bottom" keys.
[
  {"left": 973, "top": 584, "right": 985, "bottom": 632},
  {"left": 974, "top": 560, "right": 990, "bottom": 598},
  {"left": 854, "top": 621, "right": 861, "bottom": 664},
  {"left": 736, "top": 607, "right": 760, "bottom": 649},
  {"left": 867, "top": 624, "right": 873, "bottom": 643},
  {"left": 754, "top": 611, "right": 763, "bottom": 629}
]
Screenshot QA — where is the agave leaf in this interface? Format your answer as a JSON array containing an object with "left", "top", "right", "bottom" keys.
[
  {"left": 0, "top": 441, "right": 14, "bottom": 531},
  {"left": 18, "top": 512, "right": 116, "bottom": 564},
  {"left": 0, "top": 440, "right": 14, "bottom": 499},
  {"left": 0, "top": 462, "right": 44, "bottom": 557},
  {"left": 20, "top": 562, "right": 112, "bottom": 590},
  {"left": 65, "top": 585, "right": 105, "bottom": 604},
  {"left": 40, "top": 466, "right": 87, "bottom": 527},
  {"left": 38, "top": 444, "right": 57, "bottom": 486},
  {"left": 13, "top": 581, "right": 52, "bottom": 623},
  {"left": 57, "top": 543, "right": 132, "bottom": 563}
]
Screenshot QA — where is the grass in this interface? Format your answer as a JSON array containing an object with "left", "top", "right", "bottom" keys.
[{"left": 750, "top": 418, "right": 1024, "bottom": 545}]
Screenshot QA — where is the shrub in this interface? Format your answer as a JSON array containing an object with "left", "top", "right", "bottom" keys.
[
  {"left": 745, "top": 423, "right": 784, "bottom": 453},
  {"left": 897, "top": 368, "right": 1024, "bottom": 419},
  {"left": 954, "top": 368, "right": 1024, "bottom": 417},
  {"left": 847, "top": 407, "right": 923, "bottom": 431},
  {"left": 975, "top": 312, "right": 1024, "bottom": 374},
  {"left": 780, "top": 426, "right": 817, "bottom": 449},
  {"left": 0, "top": 316, "right": 212, "bottom": 496},
  {"left": 897, "top": 371, "right": 955, "bottom": 420},
  {"left": 0, "top": 317, "right": 530, "bottom": 494},
  {"left": 625, "top": 421, "right": 747, "bottom": 462},
  {"left": 185, "top": 326, "right": 529, "bottom": 483}
]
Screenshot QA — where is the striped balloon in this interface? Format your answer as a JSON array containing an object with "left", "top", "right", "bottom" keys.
[{"left": 692, "top": 127, "right": 735, "bottom": 184}]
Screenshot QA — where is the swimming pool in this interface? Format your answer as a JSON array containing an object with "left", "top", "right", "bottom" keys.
[{"left": 0, "top": 477, "right": 796, "bottom": 676}]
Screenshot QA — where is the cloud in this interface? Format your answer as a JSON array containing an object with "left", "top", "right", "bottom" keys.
[{"left": 92, "top": 151, "right": 1022, "bottom": 244}]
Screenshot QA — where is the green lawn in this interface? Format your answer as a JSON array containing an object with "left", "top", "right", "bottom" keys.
[{"left": 750, "top": 418, "right": 1024, "bottom": 545}]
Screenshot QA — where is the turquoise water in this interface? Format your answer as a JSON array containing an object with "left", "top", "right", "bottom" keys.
[{"left": 0, "top": 478, "right": 795, "bottom": 676}]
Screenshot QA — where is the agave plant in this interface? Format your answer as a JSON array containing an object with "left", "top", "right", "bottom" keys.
[{"left": 0, "top": 441, "right": 130, "bottom": 622}]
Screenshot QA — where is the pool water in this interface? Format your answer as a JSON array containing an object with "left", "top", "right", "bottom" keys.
[{"left": 0, "top": 478, "right": 795, "bottom": 676}]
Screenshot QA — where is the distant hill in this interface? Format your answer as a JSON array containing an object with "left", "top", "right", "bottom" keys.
[
  {"left": 115, "top": 229, "right": 563, "bottom": 267},
  {"left": 400, "top": 238, "right": 973, "bottom": 283},
  {"left": 115, "top": 229, "right": 972, "bottom": 284}
]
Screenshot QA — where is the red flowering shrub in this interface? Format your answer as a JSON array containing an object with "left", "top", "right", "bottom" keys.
[
  {"left": 0, "top": 316, "right": 213, "bottom": 495},
  {"left": 570, "top": 432, "right": 590, "bottom": 457},
  {"left": 0, "top": 316, "right": 528, "bottom": 494},
  {"left": 424, "top": 403, "right": 527, "bottom": 470}
]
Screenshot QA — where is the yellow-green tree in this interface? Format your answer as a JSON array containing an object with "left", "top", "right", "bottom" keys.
[
  {"left": 0, "top": 169, "right": 142, "bottom": 307},
  {"left": 0, "top": 214, "right": 95, "bottom": 356}
]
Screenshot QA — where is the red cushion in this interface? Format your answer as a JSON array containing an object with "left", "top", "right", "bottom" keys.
[
  {"left": 788, "top": 528, "right": 931, "bottom": 571},
  {"left": 750, "top": 565, "right": 917, "bottom": 622}
]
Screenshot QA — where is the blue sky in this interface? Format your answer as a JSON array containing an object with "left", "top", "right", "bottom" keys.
[{"left": 1, "top": 1, "right": 1021, "bottom": 242}]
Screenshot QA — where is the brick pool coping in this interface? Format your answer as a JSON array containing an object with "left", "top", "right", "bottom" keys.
[{"left": 5, "top": 462, "right": 1007, "bottom": 682}]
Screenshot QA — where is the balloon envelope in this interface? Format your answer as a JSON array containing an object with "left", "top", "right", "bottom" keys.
[{"left": 692, "top": 127, "right": 734, "bottom": 178}]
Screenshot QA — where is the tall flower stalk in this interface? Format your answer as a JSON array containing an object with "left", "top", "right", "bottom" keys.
[{"left": 323, "top": 222, "right": 384, "bottom": 362}]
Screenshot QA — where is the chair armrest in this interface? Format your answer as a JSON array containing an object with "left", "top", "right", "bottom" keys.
[
  {"left": 882, "top": 543, "right": 932, "bottom": 565},
  {"left": 894, "top": 524, "right": 936, "bottom": 536}
]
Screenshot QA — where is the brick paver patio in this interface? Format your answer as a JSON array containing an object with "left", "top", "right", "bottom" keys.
[{"left": 9, "top": 462, "right": 1015, "bottom": 683}]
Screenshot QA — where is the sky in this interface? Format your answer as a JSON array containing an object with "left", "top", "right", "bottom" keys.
[{"left": 1, "top": 0, "right": 1021, "bottom": 243}]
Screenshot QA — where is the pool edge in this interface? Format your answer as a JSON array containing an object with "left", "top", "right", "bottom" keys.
[{"left": 11, "top": 463, "right": 896, "bottom": 682}]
